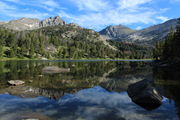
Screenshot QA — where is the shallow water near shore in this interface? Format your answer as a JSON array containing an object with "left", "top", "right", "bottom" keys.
[{"left": 0, "top": 60, "right": 180, "bottom": 120}]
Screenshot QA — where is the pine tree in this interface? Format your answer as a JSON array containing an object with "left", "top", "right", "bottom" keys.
[{"left": 0, "top": 45, "right": 3, "bottom": 58}]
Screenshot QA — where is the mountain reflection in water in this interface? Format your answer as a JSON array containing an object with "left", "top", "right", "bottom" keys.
[{"left": 0, "top": 60, "right": 179, "bottom": 120}]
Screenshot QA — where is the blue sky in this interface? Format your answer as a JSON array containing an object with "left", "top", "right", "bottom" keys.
[{"left": 0, "top": 0, "right": 180, "bottom": 31}]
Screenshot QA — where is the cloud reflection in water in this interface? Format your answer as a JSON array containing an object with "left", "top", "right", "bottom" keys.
[{"left": 0, "top": 86, "right": 178, "bottom": 120}]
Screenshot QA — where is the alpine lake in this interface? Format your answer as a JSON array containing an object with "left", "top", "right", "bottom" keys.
[{"left": 0, "top": 60, "right": 180, "bottom": 120}]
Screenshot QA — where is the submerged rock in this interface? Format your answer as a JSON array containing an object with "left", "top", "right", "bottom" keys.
[
  {"left": 8, "top": 80, "right": 25, "bottom": 86},
  {"left": 127, "top": 79, "right": 163, "bottom": 110},
  {"left": 42, "top": 66, "right": 70, "bottom": 74}
]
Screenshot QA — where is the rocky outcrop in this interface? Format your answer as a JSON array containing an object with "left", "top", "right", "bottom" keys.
[
  {"left": 39, "top": 16, "right": 66, "bottom": 27},
  {"left": 127, "top": 79, "right": 163, "bottom": 110}
]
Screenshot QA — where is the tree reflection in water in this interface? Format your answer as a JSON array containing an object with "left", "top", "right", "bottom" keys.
[{"left": 0, "top": 60, "right": 179, "bottom": 120}]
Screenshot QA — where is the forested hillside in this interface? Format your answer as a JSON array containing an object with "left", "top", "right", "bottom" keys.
[
  {"left": 108, "top": 40, "right": 152, "bottom": 59},
  {"left": 153, "top": 18, "right": 180, "bottom": 64},
  {"left": 0, "top": 24, "right": 152, "bottom": 60}
]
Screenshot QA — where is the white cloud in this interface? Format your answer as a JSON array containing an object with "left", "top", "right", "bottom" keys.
[
  {"left": 0, "top": 1, "right": 16, "bottom": 10},
  {"left": 170, "top": 0, "right": 180, "bottom": 4},
  {"left": 136, "top": 26, "right": 143, "bottom": 30},
  {"left": 5, "top": 12, "right": 49, "bottom": 19},
  {"left": 0, "top": 0, "right": 61, "bottom": 20},
  {"left": 3, "top": 0, "right": 60, "bottom": 11},
  {"left": 33, "top": 0, "right": 60, "bottom": 11},
  {"left": 156, "top": 16, "right": 169, "bottom": 22},
  {"left": 59, "top": 10, "right": 157, "bottom": 31},
  {"left": 59, "top": 0, "right": 171, "bottom": 31},
  {"left": 71, "top": 0, "right": 110, "bottom": 11},
  {"left": 118, "top": 0, "right": 152, "bottom": 9},
  {"left": 4, "top": 0, "right": 20, "bottom": 2},
  {"left": 0, "top": 1, "right": 49, "bottom": 19},
  {"left": 59, "top": 0, "right": 159, "bottom": 31},
  {"left": 40, "top": 0, "right": 60, "bottom": 8},
  {"left": 171, "top": 0, "right": 180, "bottom": 2}
]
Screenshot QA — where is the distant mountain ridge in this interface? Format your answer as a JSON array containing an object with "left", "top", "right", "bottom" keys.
[
  {"left": 0, "top": 22, "right": 7, "bottom": 25},
  {"left": 1, "top": 16, "right": 178, "bottom": 46},
  {"left": 0, "top": 16, "right": 66, "bottom": 31},
  {"left": 99, "top": 19, "right": 179, "bottom": 45}
]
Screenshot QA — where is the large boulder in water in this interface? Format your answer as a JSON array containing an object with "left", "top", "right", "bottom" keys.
[
  {"left": 127, "top": 79, "right": 163, "bottom": 110},
  {"left": 42, "top": 66, "right": 70, "bottom": 74}
]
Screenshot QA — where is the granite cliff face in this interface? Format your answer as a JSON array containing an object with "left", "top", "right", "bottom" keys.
[
  {"left": 99, "top": 19, "right": 178, "bottom": 45},
  {"left": 0, "top": 16, "right": 66, "bottom": 31}
]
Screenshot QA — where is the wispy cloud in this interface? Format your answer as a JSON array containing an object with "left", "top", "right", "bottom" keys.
[
  {"left": 43, "top": 0, "right": 60, "bottom": 8},
  {"left": 0, "top": 1, "right": 49, "bottom": 20},
  {"left": 136, "top": 26, "right": 143, "bottom": 30},
  {"left": 2, "top": 0, "right": 61, "bottom": 11},
  {"left": 59, "top": 10, "right": 157, "bottom": 30},
  {"left": 171, "top": 0, "right": 180, "bottom": 2},
  {"left": 0, "top": 1, "right": 16, "bottom": 10},
  {"left": 157, "top": 16, "right": 170, "bottom": 22},
  {"left": 118, "top": 0, "right": 152, "bottom": 9},
  {"left": 4, "top": 11, "right": 49, "bottom": 19},
  {"left": 71, "top": 0, "right": 110, "bottom": 11},
  {"left": 59, "top": 0, "right": 166, "bottom": 30},
  {"left": 4, "top": 0, "right": 20, "bottom": 2}
]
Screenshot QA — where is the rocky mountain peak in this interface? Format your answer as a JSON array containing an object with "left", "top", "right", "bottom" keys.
[
  {"left": 99, "top": 18, "right": 179, "bottom": 46},
  {"left": 125, "top": 18, "right": 178, "bottom": 45},
  {"left": 99, "top": 25, "right": 136, "bottom": 40},
  {"left": 0, "top": 16, "right": 66, "bottom": 31},
  {"left": 0, "top": 21, "right": 7, "bottom": 25},
  {"left": 9, "top": 17, "right": 39, "bottom": 23},
  {"left": 39, "top": 16, "right": 66, "bottom": 27},
  {"left": 1, "top": 18, "right": 40, "bottom": 31}
]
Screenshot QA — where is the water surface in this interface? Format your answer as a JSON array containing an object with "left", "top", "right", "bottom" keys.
[{"left": 0, "top": 60, "right": 179, "bottom": 120}]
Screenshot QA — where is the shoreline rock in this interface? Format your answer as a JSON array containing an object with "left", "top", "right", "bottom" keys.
[{"left": 8, "top": 80, "right": 25, "bottom": 86}]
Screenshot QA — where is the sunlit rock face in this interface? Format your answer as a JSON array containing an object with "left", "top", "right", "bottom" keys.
[{"left": 39, "top": 16, "right": 66, "bottom": 27}]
